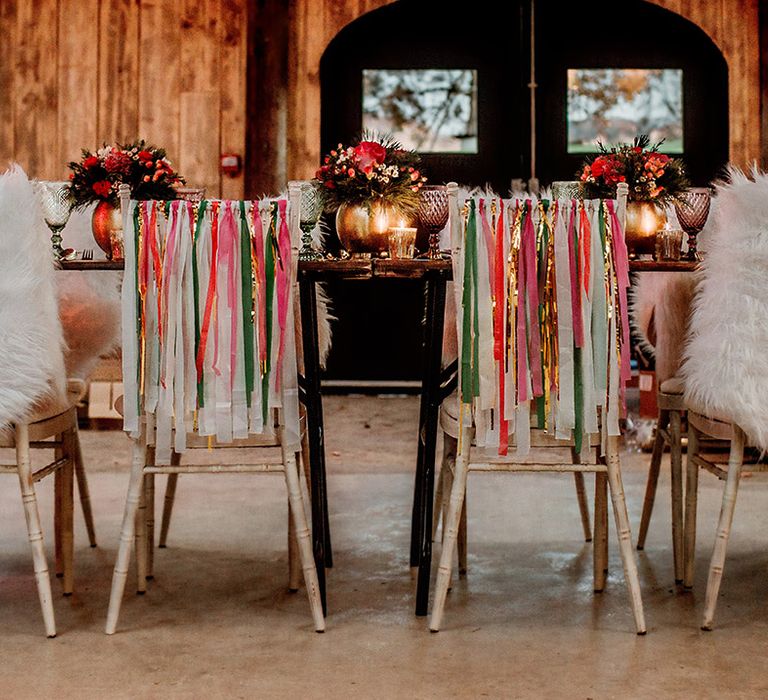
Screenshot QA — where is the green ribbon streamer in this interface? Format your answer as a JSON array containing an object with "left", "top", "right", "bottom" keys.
[
  {"left": 239, "top": 202, "right": 255, "bottom": 408},
  {"left": 461, "top": 201, "right": 479, "bottom": 403},
  {"left": 192, "top": 200, "right": 208, "bottom": 408},
  {"left": 262, "top": 206, "right": 277, "bottom": 425}
]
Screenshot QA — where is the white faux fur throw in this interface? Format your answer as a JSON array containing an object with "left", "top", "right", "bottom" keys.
[
  {"left": 682, "top": 167, "right": 768, "bottom": 448},
  {"left": 0, "top": 165, "right": 66, "bottom": 429}
]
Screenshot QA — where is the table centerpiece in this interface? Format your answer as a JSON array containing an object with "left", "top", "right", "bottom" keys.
[
  {"left": 578, "top": 134, "right": 689, "bottom": 255},
  {"left": 315, "top": 135, "right": 427, "bottom": 257},
  {"left": 67, "top": 140, "right": 184, "bottom": 260}
]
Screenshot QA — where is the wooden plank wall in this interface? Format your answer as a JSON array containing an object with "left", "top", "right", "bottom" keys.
[
  {"left": 0, "top": 0, "right": 761, "bottom": 195},
  {"left": 288, "top": 0, "right": 763, "bottom": 179},
  {"left": 0, "top": 0, "right": 247, "bottom": 198}
]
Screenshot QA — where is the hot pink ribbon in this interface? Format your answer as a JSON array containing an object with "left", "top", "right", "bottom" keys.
[
  {"left": 606, "top": 200, "right": 632, "bottom": 393},
  {"left": 567, "top": 201, "right": 584, "bottom": 348},
  {"left": 275, "top": 200, "right": 292, "bottom": 390}
]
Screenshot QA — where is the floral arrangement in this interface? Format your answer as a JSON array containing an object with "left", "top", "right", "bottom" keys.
[
  {"left": 314, "top": 134, "right": 427, "bottom": 213},
  {"left": 579, "top": 135, "right": 688, "bottom": 205},
  {"left": 67, "top": 140, "right": 184, "bottom": 209}
]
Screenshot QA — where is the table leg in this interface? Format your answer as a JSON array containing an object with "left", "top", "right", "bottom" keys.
[
  {"left": 299, "top": 273, "right": 329, "bottom": 615},
  {"left": 414, "top": 271, "right": 448, "bottom": 616}
]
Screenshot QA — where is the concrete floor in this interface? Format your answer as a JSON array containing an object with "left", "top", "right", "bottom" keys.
[{"left": 2, "top": 395, "right": 768, "bottom": 698}]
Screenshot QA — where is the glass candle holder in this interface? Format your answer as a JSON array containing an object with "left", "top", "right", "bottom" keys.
[
  {"left": 387, "top": 226, "right": 417, "bottom": 259},
  {"left": 655, "top": 226, "right": 684, "bottom": 261}
]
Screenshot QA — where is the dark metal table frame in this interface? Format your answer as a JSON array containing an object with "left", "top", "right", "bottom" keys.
[{"left": 298, "top": 258, "right": 454, "bottom": 617}]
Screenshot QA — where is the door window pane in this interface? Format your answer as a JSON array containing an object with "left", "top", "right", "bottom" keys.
[
  {"left": 567, "top": 68, "right": 683, "bottom": 153},
  {"left": 362, "top": 69, "right": 478, "bottom": 153}
]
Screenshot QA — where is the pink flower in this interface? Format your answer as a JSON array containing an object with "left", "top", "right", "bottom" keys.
[{"left": 352, "top": 141, "right": 387, "bottom": 176}]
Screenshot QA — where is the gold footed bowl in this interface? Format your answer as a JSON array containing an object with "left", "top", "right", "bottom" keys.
[{"left": 335, "top": 201, "right": 417, "bottom": 257}]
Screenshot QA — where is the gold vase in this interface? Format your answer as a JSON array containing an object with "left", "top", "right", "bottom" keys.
[
  {"left": 624, "top": 200, "right": 666, "bottom": 256},
  {"left": 92, "top": 200, "right": 124, "bottom": 261},
  {"left": 335, "top": 201, "right": 416, "bottom": 257}
]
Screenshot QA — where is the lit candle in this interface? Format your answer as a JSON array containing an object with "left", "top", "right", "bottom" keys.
[{"left": 387, "top": 226, "right": 417, "bottom": 259}]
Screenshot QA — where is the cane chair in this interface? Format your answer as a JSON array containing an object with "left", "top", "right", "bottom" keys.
[
  {"left": 429, "top": 183, "right": 646, "bottom": 634},
  {"left": 677, "top": 170, "right": 768, "bottom": 630},
  {"left": 0, "top": 166, "right": 96, "bottom": 636},
  {"left": 105, "top": 183, "right": 324, "bottom": 634}
]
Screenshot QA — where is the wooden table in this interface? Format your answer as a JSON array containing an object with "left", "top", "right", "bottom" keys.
[
  {"left": 61, "top": 256, "right": 454, "bottom": 617},
  {"left": 628, "top": 259, "right": 697, "bottom": 272},
  {"left": 299, "top": 258, "right": 454, "bottom": 616}
]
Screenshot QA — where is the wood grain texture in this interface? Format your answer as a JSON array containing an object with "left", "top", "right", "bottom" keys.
[
  {"left": 179, "top": 91, "right": 220, "bottom": 195},
  {"left": 138, "top": 0, "right": 181, "bottom": 162},
  {"left": 220, "top": 0, "right": 247, "bottom": 199},
  {"left": 14, "top": 0, "right": 58, "bottom": 178},
  {"left": 653, "top": 0, "right": 761, "bottom": 167},
  {"left": 178, "top": 0, "right": 221, "bottom": 192},
  {"left": 0, "top": 1, "right": 16, "bottom": 164},
  {"left": 58, "top": 0, "right": 99, "bottom": 177},
  {"left": 98, "top": 0, "right": 139, "bottom": 144}
]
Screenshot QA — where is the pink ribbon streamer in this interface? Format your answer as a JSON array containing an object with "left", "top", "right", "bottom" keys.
[
  {"left": 275, "top": 200, "right": 292, "bottom": 390},
  {"left": 606, "top": 200, "right": 632, "bottom": 387},
  {"left": 216, "top": 202, "right": 240, "bottom": 389},
  {"left": 567, "top": 201, "right": 584, "bottom": 348}
]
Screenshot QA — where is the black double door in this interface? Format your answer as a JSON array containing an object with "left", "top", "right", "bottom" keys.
[{"left": 319, "top": 0, "right": 728, "bottom": 384}]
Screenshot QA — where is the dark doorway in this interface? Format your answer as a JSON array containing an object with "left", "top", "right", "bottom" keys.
[
  {"left": 319, "top": 0, "right": 729, "bottom": 384},
  {"left": 535, "top": 0, "right": 729, "bottom": 187}
]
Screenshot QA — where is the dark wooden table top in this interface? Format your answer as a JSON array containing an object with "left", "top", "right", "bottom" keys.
[
  {"left": 61, "top": 256, "right": 694, "bottom": 275},
  {"left": 60, "top": 257, "right": 455, "bottom": 278},
  {"left": 628, "top": 259, "right": 697, "bottom": 272}
]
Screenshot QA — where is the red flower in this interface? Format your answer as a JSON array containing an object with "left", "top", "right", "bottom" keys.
[
  {"left": 104, "top": 150, "right": 132, "bottom": 175},
  {"left": 324, "top": 180, "right": 336, "bottom": 189},
  {"left": 352, "top": 141, "right": 387, "bottom": 176},
  {"left": 138, "top": 150, "right": 153, "bottom": 161},
  {"left": 92, "top": 180, "right": 112, "bottom": 198},
  {"left": 83, "top": 155, "right": 99, "bottom": 169}
]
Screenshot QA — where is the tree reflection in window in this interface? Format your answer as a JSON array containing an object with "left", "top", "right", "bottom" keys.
[
  {"left": 567, "top": 68, "right": 683, "bottom": 154},
  {"left": 362, "top": 69, "right": 478, "bottom": 153}
]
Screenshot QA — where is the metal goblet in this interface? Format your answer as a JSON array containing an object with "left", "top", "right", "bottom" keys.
[
  {"left": 298, "top": 181, "right": 324, "bottom": 262},
  {"left": 674, "top": 187, "right": 711, "bottom": 261},
  {"left": 34, "top": 180, "right": 72, "bottom": 260},
  {"left": 417, "top": 185, "right": 449, "bottom": 260}
]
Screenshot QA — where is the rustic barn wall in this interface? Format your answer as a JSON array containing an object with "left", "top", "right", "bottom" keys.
[
  {"left": 0, "top": 0, "right": 247, "bottom": 198},
  {"left": 288, "top": 0, "right": 763, "bottom": 179},
  {"left": 0, "top": 0, "right": 761, "bottom": 195}
]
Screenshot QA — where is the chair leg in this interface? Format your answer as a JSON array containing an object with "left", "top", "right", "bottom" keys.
[
  {"left": 702, "top": 425, "right": 745, "bottom": 631},
  {"left": 73, "top": 427, "right": 97, "bottom": 547},
  {"left": 145, "top": 473, "right": 155, "bottom": 579},
  {"left": 457, "top": 493, "right": 467, "bottom": 576},
  {"left": 605, "top": 435, "right": 647, "bottom": 635},
  {"left": 288, "top": 500, "right": 301, "bottom": 592},
  {"left": 432, "top": 461, "right": 445, "bottom": 542},
  {"left": 281, "top": 442, "right": 325, "bottom": 632},
  {"left": 60, "top": 428, "right": 76, "bottom": 596},
  {"left": 571, "top": 447, "right": 592, "bottom": 542},
  {"left": 593, "top": 471, "right": 608, "bottom": 592},
  {"left": 16, "top": 423, "right": 57, "bottom": 638},
  {"left": 637, "top": 409, "right": 668, "bottom": 550},
  {"left": 134, "top": 475, "right": 148, "bottom": 595},
  {"left": 429, "top": 425, "right": 471, "bottom": 632},
  {"left": 106, "top": 434, "right": 147, "bottom": 634},
  {"left": 669, "top": 410, "right": 684, "bottom": 584},
  {"left": 54, "top": 434, "right": 63, "bottom": 579},
  {"left": 158, "top": 452, "right": 180, "bottom": 548},
  {"left": 683, "top": 422, "right": 700, "bottom": 589}
]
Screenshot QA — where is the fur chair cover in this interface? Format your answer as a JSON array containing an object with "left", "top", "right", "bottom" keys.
[
  {"left": 0, "top": 165, "right": 66, "bottom": 429},
  {"left": 682, "top": 167, "right": 768, "bottom": 449}
]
